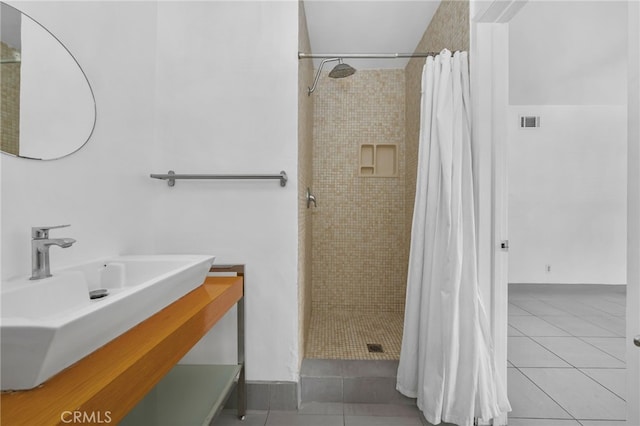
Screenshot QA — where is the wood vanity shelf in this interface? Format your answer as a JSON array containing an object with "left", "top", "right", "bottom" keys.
[{"left": 0, "top": 266, "right": 246, "bottom": 426}]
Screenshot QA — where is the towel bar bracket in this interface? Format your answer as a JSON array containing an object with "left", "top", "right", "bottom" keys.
[{"left": 279, "top": 171, "right": 288, "bottom": 187}]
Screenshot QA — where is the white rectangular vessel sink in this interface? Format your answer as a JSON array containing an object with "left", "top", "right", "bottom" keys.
[{"left": 1, "top": 254, "right": 214, "bottom": 390}]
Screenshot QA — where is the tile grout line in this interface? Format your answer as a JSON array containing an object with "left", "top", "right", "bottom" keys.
[
  {"left": 578, "top": 315, "right": 626, "bottom": 337},
  {"left": 512, "top": 365, "right": 577, "bottom": 422},
  {"left": 511, "top": 334, "right": 575, "bottom": 368},
  {"left": 524, "top": 318, "right": 621, "bottom": 370},
  {"left": 573, "top": 335, "right": 626, "bottom": 363},
  {"left": 524, "top": 310, "right": 626, "bottom": 365},
  {"left": 570, "top": 298, "right": 626, "bottom": 317},
  {"left": 511, "top": 292, "right": 624, "bottom": 320},
  {"left": 573, "top": 367, "right": 626, "bottom": 403},
  {"left": 507, "top": 323, "right": 528, "bottom": 336},
  {"left": 510, "top": 299, "right": 625, "bottom": 364},
  {"left": 510, "top": 300, "right": 573, "bottom": 317},
  {"left": 532, "top": 311, "right": 618, "bottom": 338}
]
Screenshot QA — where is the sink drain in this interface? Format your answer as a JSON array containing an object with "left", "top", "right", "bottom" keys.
[{"left": 89, "top": 289, "right": 109, "bottom": 300}]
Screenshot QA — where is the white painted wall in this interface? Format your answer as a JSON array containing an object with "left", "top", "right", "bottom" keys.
[
  {"left": 507, "top": 1, "right": 627, "bottom": 284},
  {"left": 152, "top": 1, "right": 300, "bottom": 382},
  {"left": 508, "top": 106, "right": 627, "bottom": 284},
  {"left": 1, "top": 1, "right": 157, "bottom": 281},
  {"left": 509, "top": 1, "right": 627, "bottom": 106}
]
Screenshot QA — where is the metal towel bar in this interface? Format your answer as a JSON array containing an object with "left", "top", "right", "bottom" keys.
[{"left": 150, "top": 170, "right": 288, "bottom": 187}]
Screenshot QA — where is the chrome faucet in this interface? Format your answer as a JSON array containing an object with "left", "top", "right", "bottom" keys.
[{"left": 30, "top": 225, "right": 76, "bottom": 280}]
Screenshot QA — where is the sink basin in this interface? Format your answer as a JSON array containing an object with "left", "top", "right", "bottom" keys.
[{"left": 1, "top": 254, "right": 214, "bottom": 390}]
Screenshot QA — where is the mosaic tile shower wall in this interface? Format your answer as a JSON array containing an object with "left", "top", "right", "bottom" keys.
[{"left": 312, "top": 69, "right": 407, "bottom": 314}]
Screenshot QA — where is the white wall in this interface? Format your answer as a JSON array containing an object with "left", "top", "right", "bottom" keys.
[
  {"left": 152, "top": 1, "right": 300, "bottom": 382},
  {"left": 509, "top": 1, "right": 627, "bottom": 106},
  {"left": 507, "top": 1, "right": 627, "bottom": 284},
  {"left": 508, "top": 105, "right": 627, "bottom": 284},
  {"left": 1, "top": 1, "right": 157, "bottom": 281}
]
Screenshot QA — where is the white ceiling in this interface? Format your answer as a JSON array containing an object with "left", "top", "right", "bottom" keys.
[{"left": 302, "top": 1, "right": 442, "bottom": 70}]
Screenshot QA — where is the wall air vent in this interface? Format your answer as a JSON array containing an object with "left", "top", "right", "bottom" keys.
[{"left": 520, "top": 116, "right": 540, "bottom": 128}]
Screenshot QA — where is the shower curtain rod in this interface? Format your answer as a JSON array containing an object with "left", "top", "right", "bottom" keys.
[{"left": 298, "top": 52, "right": 442, "bottom": 59}]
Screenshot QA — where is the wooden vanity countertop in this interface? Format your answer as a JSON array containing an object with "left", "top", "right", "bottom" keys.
[{"left": 0, "top": 276, "right": 243, "bottom": 426}]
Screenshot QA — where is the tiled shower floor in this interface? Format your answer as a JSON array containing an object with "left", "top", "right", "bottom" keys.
[{"left": 305, "top": 309, "right": 404, "bottom": 360}]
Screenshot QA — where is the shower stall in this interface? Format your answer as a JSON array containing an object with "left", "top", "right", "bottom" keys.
[
  {"left": 297, "top": 0, "right": 471, "bottom": 362},
  {"left": 306, "top": 65, "right": 408, "bottom": 360}
]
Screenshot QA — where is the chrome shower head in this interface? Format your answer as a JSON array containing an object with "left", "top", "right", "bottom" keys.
[
  {"left": 328, "top": 59, "right": 356, "bottom": 79},
  {"left": 308, "top": 58, "right": 356, "bottom": 95}
]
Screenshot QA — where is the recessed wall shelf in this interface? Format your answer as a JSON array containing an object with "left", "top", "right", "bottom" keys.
[{"left": 359, "top": 144, "right": 397, "bottom": 177}]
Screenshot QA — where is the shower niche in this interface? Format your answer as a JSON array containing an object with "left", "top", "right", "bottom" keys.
[{"left": 359, "top": 143, "right": 397, "bottom": 177}]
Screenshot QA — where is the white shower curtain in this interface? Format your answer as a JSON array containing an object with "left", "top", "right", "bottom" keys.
[{"left": 396, "top": 49, "right": 511, "bottom": 426}]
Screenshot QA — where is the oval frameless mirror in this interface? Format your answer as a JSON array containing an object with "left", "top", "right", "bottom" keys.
[{"left": 1, "top": 2, "right": 96, "bottom": 160}]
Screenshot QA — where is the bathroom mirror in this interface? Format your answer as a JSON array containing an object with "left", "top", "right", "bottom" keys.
[{"left": 0, "top": 2, "right": 96, "bottom": 160}]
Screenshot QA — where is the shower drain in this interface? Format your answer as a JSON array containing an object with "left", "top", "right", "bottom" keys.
[{"left": 367, "top": 343, "right": 384, "bottom": 353}]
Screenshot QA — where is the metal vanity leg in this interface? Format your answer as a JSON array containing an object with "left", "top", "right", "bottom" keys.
[{"left": 237, "top": 293, "right": 246, "bottom": 420}]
